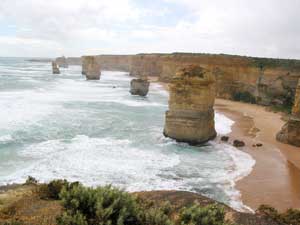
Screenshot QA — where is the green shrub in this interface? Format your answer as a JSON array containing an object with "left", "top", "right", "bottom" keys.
[
  {"left": 232, "top": 91, "right": 256, "bottom": 104},
  {"left": 257, "top": 204, "right": 300, "bottom": 225},
  {"left": 58, "top": 184, "right": 140, "bottom": 225},
  {"left": 39, "top": 179, "right": 69, "bottom": 200},
  {"left": 281, "top": 208, "right": 300, "bottom": 225},
  {"left": 179, "top": 203, "right": 230, "bottom": 225},
  {"left": 57, "top": 212, "right": 88, "bottom": 225},
  {"left": 25, "top": 176, "right": 38, "bottom": 185},
  {"left": 57, "top": 183, "right": 173, "bottom": 225},
  {"left": 137, "top": 201, "right": 173, "bottom": 225}
]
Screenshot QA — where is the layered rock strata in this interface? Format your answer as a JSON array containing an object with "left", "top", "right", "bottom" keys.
[
  {"left": 276, "top": 79, "right": 300, "bottom": 146},
  {"left": 164, "top": 65, "right": 217, "bottom": 145},
  {"left": 52, "top": 61, "right": 60, "bottom": 74},
  {"left": 130, "top": 79, "right": 150, "bottom": 96},
  {"left": 84, "top": 56, "right": 101, "bottom": 80},
  {"left": 79, "top": 53, "right": 300, "bottom": 109}
]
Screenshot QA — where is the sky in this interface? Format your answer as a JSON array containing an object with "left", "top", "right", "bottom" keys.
[{"left": 0, "top": 0, "right": 299, "bottom": 58}]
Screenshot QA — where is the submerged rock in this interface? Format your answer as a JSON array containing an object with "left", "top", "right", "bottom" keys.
[
  {"left": 52, "top": 61, "right": 60, "bottom": 74},
  {"left": 84, "top": 56, "right": 101, "bottom": 80},
  {"left": 276, "top": 79, "right": 300, "bottom": 147},
  {"left": 130, "top": 78, "right": 150, "bottom": 96},
  {"left": 164, "top": 65, "right": 217, "bottom": 145}
]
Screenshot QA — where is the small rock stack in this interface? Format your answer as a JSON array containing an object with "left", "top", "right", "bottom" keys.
[
  {"left": 164, "top": 65, "right": 217, "bottom": 145},
  {"left": 56, "top": 56, "right": 68, "bottom": 68},
  {"left": 130, "top": 78, "right": 150, "bottom": 97},
  {"left": 84, "top": 56, "right": 101, "bottom": 80},
  {"left": 52, "top": 61, "right": 60, "bottom": 74},
  {"left": 276, "top": 78, "right": 300, "bottom": 146}
]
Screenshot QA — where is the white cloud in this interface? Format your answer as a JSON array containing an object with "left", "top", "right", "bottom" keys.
[{"left": 0, "top": 0, "right": 299, "bottom": 58}]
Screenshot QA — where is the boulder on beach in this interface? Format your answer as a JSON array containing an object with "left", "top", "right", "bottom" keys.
[
  {"left": 233, "top": 140, "right": 245, "bottom": 147},
  {"left": 130, "top": 78, "right": 150, "bottom": 96}
]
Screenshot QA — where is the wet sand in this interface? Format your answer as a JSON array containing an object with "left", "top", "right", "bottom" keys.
[{"left": 215, "top": 99, "right": 300, "bottom": 212}]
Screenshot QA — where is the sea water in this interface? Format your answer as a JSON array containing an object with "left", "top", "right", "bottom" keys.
[{"left": 0, "top": 58, "right": 255, "bottom": 211}]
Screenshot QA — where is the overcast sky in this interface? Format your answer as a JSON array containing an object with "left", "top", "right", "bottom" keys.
[{"left": 0, "top": 0, "right": 299, "bottom": 58}]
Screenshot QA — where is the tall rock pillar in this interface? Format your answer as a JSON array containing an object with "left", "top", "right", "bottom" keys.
[
  {"left": 83, "top": 56, "right": 101, "bottom": 80},
  {"left": 164, "top": 65, "right": 217, "bottom": 145},
  {"left": 276, "top": 78, "right": 300, "bottom": 146},
  {"left": 52, "top": 61, "right": 60, "bottom": 74}
]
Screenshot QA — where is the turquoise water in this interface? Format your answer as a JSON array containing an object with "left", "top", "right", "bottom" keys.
[{"left": 0, "top": 58, "right": 255, "bottom": 211}]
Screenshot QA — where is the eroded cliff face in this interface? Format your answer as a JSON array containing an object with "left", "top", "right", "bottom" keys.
[
  {"left": 164, "top": 65, "right": 216, "bottom": 145},
  {"left": 277, "top": 79, "right": 300, "bottom": 147},
  {"left": 80, "top": 53, "right": 300, "bottom": 109}
]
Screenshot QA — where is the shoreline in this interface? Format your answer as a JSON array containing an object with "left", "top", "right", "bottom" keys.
[
  {"left": 152, "top": 79, "right": 300, "bottom": 212},
  {"left": 214, "top": 99, "right": 300, "bottom": 212}
]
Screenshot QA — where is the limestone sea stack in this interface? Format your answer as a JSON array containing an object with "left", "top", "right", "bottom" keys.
[
  {"left": 130, "top": 78, "right": 150, "bottom": 96},
  {"left": 164, "top": 65, "right": 217, "bottom": 145},
  {"left": 52, "top": 61, "right": 60, "bottom": 74},
  {"left": 84, "top": 56, "right": 101, "bottom": 80},
  {"left": 276, "top": 79, "right": 300, "bottom": 146}
]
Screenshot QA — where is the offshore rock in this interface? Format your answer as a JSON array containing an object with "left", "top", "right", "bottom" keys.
[
  {"left": 276, "top": 79, "right": 300, "bottom": 146},
  {"left": 52, "top": 61, "right": 60, "bottom": 74},
  {"left": 164, "top": 65, "right": 217, "bottom": 145},
  {"left": 130, "top": 78, "right": 150, "bottom": 96},
  {"left": 84, "top": 56, "right": 101, "bottom": 80},
  {"left": 55, "top": 56, "right": 68, "bottom": 68}
]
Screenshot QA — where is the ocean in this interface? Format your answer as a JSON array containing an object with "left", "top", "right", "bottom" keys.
[{"left": 0, "top": 57, "right": 255, "bottom": 211}]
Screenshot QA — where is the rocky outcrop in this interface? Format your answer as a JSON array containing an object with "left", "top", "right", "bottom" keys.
[
  {"left": 276, "top": 79, "right": 300, "bottom": 147},
  {"left": 78, "top": 53, "right": 300, "bottom": 109},
  {"left": 164, "top": 65, "right": 216, "bottom": 145},
  {"left": 55, "top": 56, "right": 68, "bottom": 68},
  {"left": 130, "top": 79, "right": 150, "bottom": 96},
  {"left": 52, "top": 61, "right": 60, "bottom": 74},
  {"left": 83, "top": 56, "right": 101, "bottom": 80}
]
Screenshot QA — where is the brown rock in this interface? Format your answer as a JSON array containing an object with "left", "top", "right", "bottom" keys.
[
  {"left": 83, "top": 56, "right": 101, "bottom": 80},
  {"left": 52, "top": 61, "right": 60, "bottom": 74},
  {"left": 163, "top": 65, "right": 217, "bottom": 145},
  {"left": 55, "top": 56, "right": 68, "bottom": 68},
  {"left": 276, "top": 79, "right": 300, "bottom": 147},
  {"left": 233, "top": 140, "right": 245, "bottom": 147},
  {"left": 221, "top": 136, "right": 229, "bottom": 142},
  {"left": 130, "top": 79, "right": 150, "bottom": 96}
]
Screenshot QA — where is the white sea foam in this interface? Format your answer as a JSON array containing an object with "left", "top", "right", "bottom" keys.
[
  {"left": 0, "top": 135, "right": 13, "bottom": 143},
  {"left": 0, "top": 65, "right": 256, "bottom": 213},
  {"left": 215, "top": 112, "right": 235, "bottom": 135}
]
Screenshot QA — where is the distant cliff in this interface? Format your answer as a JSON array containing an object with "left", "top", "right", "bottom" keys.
[{"left": 81, "top": 53, "right": 300, "bottom": 110}]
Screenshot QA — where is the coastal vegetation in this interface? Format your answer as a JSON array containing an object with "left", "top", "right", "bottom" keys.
[
  {"left": 232, "top": 91, "right": 256, "bottom": 104},
  {"left": 1, "top": 178, "right": 300, "bottom": 225}
]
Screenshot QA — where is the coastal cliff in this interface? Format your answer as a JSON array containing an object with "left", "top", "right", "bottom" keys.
[
  {"left": 277, "top": 79, "right": 300, "bottom": 146},
  {"left": 79, "top": 53, "right": 300, "bottom": 110}
]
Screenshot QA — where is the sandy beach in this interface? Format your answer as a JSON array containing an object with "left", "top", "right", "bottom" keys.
[
  {"left": 214, "top": 99, "right": 300, "bottom": 212},
  {"left": 153, "top": 79, "right": 300, "bottom": 212}
]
